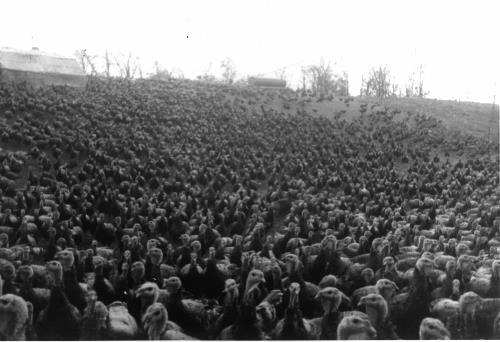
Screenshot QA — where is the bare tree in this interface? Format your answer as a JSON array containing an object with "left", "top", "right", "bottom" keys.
[
  {"left": 301, "top": 67, "right": 307, "bottom": 92},
  {"left": 171, "top": 67, "right": 185, "bottom": 79},
  {"left": 343, "top": 71, "right": 350, "bottom": 96},
  {"left": 361, "top": 65, "right": 395, "bottom": 98},
  {"left": 415, "top": 64, "right": 428, "bottom": 97},
  {"left": 104, "top": 50, "right": 113, "bottom": 78},
  {"left": 74, "top": 49, "right": 98, "bottom": 76},
  {"left": 405, "top": 64, "right": 428, "bottom": 97},
  {"left": 75, "top": 49, "right": 87, "bottom": 74},
  {"left": 391, "top": 83, "right": 400, "bottom": 97},
  {"left": 405, "top": 71, "right": 416, "bottom": 97},
  {"left": 150, "top": 61, "right": 173, "bottom": 80},
  {"left": 197, "top": 63, "right": 218, "bottom": 83},
  {"left": 137, "top": 63, "right": 143, "bottom": 79},
  {"left": 302, "top": 59, "right": 348, "bottom": 96},
  {"left": 274, "top": 67, "right": 288, "bottom": 81},
  {"left": 114, "top": 52, "right": 140, "bottom": 79},
  {"left": 488, "top": 94, "right": 498, "bottom": 145},
  {"left": 360, "top": 75, "right": 367, "bottom": 96},
  {"left": 220, "top": 58, "right": 237, "bottom": 84}
]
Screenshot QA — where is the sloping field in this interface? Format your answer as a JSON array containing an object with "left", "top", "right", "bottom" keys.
[
  {"left": 269, "top": 94, "right": 499, "bottom": 140},
  {"left": 367, "top": 97, "right": 499, "bottom": 139}
]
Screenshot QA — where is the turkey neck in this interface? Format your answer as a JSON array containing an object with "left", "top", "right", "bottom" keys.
[
  {"left": 462, "top": 311, "right": 476, "bottom": 339},
  {"left": 169, "top": 289, "right": 185, "bottom": 308},
  {"left": 288, "top": 290, "right": 299, "bottom": 310},
  {"left": 47, "top": 285, "right": 70, "bottom": 314},
  {"left": 150, "top": 263, "right": 161, "bottom": 278},
  {"left": 140, "top": 295, "right": 156, "bottom": 313},
  {"left": 95, "top": 265, "right": 105, "bottom": 280},
  {"left": 365, "top": 306, "right": 382, "bottom": 329},
  {"left": 233, "top": 304, "right": 260, "bottom": 338},
  {"left": 223, "top": 290, "right": 238, "bottom": 312},
  {"left": 320, "top": 310, "right": 339, "bottom": 339},
  {"left": 288, "top": 268, "right": 304, "bottom": 285},
  {"left": 444, "top": 312, "right": 459, "bottom": 339},
  {"left": 417, "top": 237, "right": 425, "bottom": 251},
  {"left": 146, "top": 319, "right": 168, "bottom": 340},
  {"left": 271, "top": 271, "right": 282, "bottom": 290},
  {"left": 321, "top": 297, "right": 338, "bottom": 318},
  {"left": 379, "top": 288, "right": 394, "bottom": 303},
  {"left": 325, "top": 247, "right": 337, "bottom": 260},
  {"left": 19, "top": 277, "right": 35, "bottom": 299},
  {"left": 0, "top": 310, "right": 17, "bottom": 340}
]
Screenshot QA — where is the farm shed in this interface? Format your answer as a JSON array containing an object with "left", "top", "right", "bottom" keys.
[
  {"left": 248, "top": 77, "right": 286, "bottom": 88},
  {"left": 0, "top": 47, "right": 86, "bottom": 87}
]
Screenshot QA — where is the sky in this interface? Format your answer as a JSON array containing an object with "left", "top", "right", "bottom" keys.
[{"left": 0, "top": 0, "right": 498, "bottom": 103}]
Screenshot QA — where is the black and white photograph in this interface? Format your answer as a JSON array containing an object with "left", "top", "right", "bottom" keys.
[{"left": 0, "top": 0, "right": 498, "bottom": 340}]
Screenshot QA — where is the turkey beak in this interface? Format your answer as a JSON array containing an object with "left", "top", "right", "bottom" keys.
[
  {"left": 369, "top": 326, "right": 377, "bottom": 339},
  {"left": 256, "top": 302, "right": 266, "bottom": 312},
  {"left": 358, "top": 297, "right": 367, "bottom": 307},
  {"left": 391, "top": 282, "right": 399, "bottom": 291},
  {"left": 289, "top": 289, "right": 298, "bottom": 307},
  {"left": 135, "top": 288, "right": 144, "bottom": 298},
  {"left": 142, "top": 314, "right": 151, "bottom": 326},
  {"left": 223, "top": 283, "right": 237, "bottom": 293}
]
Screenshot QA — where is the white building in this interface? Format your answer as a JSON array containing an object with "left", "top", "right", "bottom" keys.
[{"left": 0, "top": 47, "right": 86, "bottom": 87}]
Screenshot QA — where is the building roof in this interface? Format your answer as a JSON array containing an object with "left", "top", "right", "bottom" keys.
[
  {"left": 0, "top": 48, "right": 85, "bottom": 76},
  {"left": 248, "top": 76, "right": 286, "bottom": 87}
]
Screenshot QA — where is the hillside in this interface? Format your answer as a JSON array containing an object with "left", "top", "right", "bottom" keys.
[{"left": 267, "top": 94, "right": 499, "bottom": 139}]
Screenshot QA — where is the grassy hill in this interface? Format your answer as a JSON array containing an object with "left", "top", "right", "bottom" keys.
[{"left": 268, "top": 94, "right": 499, "bottom": 140}]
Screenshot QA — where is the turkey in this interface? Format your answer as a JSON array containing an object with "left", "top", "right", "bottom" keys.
[
  {"left": 429, "top": 298, "right": 460, "bottom": 338},
  {"left": 255, "top": 289, "right": 283, "bottom": 334},
  {"left": 271, "top": 282, "right": 318, "bottom": 340},
  {"left": 0, "top": 294, "right": 30, "bottom": 340},
  {"left": 163, "top": 276, "right": 208, "bottom": 338},
  {"left": 203, "top": 246, "right": 227, "bottom": 300},
  {"left": 241, "top": 268, "right": 268, "bottom": 306},
  {"left": 281, "top": 253, "right": 321, "bottom": 318},
  {"left": 142, "top": 302, "right": 196, "bottom": 340},
  {"left": 80, "top": 291, "right": 109, "bottom": 340},
  {"left": 92, "top": 255, "right": 116, "bottom": 305},
  {"left": 419, "top": 317, "right": 450, "bottom": 339},
  {"left": 471, "top": 295, "right": 500, "bottom": 339},
  {"left": 180, "top": 252, "right": 205, "bottom": 298},
  {"left": 135, "top": 281, "right": 169, "bottom": 320},
  {"left": 359, "top": 293, "right": 398, "bottom": 339},
  {"left": 56, "top": 249, "right": 87, "bottom": 313},
  {"left": 35, "top": 260, "right": 82, "bottom": 340},
  {"left": 390, "top": 257, "right": 435, "bottom": 339},
  {"left": 218, "top": 282, "right": 266, "bottom": 341},
  {"left": 351, "top": 278, "right": 398, "bottom": 306},
  {"left": 337, "top": 314, "right": 377, "bottom": 340},
  {"left": 17, "top": 264, "right": 50, "bottom": 322},
  {"left": 309, "top": 286, "right": 345, "bottom": 339},
  {"left": 211, "top": 278, "right": 239, "bottom": 338}
]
